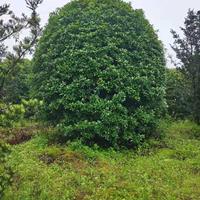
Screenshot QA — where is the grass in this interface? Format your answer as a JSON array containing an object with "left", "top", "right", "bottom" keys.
[{"left": 1, "top": 120, "right": 200, "bottom": 200}]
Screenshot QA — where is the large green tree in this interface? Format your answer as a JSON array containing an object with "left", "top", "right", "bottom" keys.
[
  {"left": 33, "top": 0, "right": 166, "bottom": 147},
  {"left": 171, "top": 9, "right": 200, "bottom": 124}
]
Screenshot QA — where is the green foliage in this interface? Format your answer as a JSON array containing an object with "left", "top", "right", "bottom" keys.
[
  {"left": 0, "top": 59, "right": 33, "bottom": 103},
  {"left": 0, "top": 0, "right": 43, "bottom": 100},
  {"left": 171, "top": 9, "right": 200, "bottom": 124},
  {"left": 33, "top": 0, "right": 166, "bottom": 147},
  {"left": 163, "top": 120, "right": 200, "bottom": 140},
  {"left": 166, "top": 69, "right": 191, "bottom": 119},
  {"left": 0, "top": 103, "right": 25, "bottom": 127},
  {"left": 2, "top": 120, "right": 200, "bottom": 200},
  {"left": 21, "top": 99, "right": 43, "bottom": 119},
  {"left": 0, "top": 141, "right": 12, "bottom": 199},
  {"left": 0, "top": 99, "right": 43, "bottom": 127}
]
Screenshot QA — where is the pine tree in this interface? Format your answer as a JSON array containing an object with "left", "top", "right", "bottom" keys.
[
  {"left": 0, "top": 0, "right": 43, "bottom": 100},
  {"left": 171, "top": 9, "right": 200, "bottom": 124}
]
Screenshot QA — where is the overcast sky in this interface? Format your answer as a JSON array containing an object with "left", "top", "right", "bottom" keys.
[{"left": 3, "top": 0, "right": 200, "bottom": 67}]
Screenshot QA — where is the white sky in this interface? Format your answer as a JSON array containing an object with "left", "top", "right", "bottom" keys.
[{"left": 2, "top": 0, "right": 200, "bottom": 67}]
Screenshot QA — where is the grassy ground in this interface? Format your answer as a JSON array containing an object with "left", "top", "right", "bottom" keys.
[{"left": 1, "top": 120, "right": 200, "bottom": 200}]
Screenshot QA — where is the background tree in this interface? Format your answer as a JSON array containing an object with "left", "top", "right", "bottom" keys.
[
  {"left": 0, "top": 0, "right": 43, "bottom": 101},
  {"left": 171, "top": 9, "right": 200, "bottom": 124},
  {"left": 33, "top": 0, "right": 166, "bottom": 148},
  {"left": 1, "top": 59, "right": 32, "bottom": 103},
  {"left": 166, "top": 68, "right": 191, "bottom": 119}
]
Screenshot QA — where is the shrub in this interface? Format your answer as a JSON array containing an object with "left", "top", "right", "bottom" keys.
[
  {"left": 22, "top": 99, "right": 43, "bottom": 119},
  {"left": 0, "top": 103, "right": 25, "bottom": 127},
  {"left": 0, "top": 141, "right": 12, "bottom": 199},
  {"left": 0, "top": 99, "right": 43, "bottom": 127},
  {"left": 33, "top": 0, "right": 166, "bottom": 147}
]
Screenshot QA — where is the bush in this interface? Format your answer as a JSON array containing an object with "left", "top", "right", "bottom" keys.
[
  {"left": 0, "top": 103, "right": 25, "bottom": 127},
  {"left": 33, "top": 0, "right": 166, "bottom": 147},
  {"left": 0, "top": 99, "right": 43, "bottom": 127},
  {"left": 0, "top": 141, "right": 12, "bottom": 199},
  {"left": 21, "top": 99, "right": 43, "bottom": 119}
]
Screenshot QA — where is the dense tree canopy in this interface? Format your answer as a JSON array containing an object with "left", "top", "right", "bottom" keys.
[{"left": 33, "top": 0, "right": 166, "bottom": 147}]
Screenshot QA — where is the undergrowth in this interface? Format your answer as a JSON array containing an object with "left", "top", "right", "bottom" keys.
[{"left": 1, "top": 120, "right": 200, "bottom": 200}]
